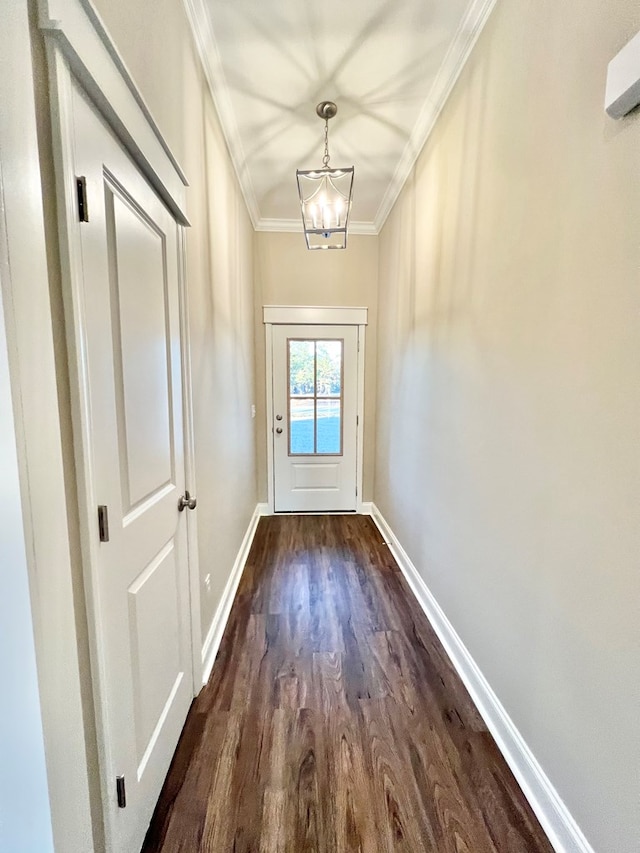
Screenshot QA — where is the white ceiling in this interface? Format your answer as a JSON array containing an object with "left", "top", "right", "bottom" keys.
[{"left": 186, "top": 0, "right": 495, "bottom": 233}]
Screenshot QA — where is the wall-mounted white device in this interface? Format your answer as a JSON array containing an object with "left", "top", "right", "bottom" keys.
[{"left": 605, "top": 29, "right": 640, "bottom": 118}]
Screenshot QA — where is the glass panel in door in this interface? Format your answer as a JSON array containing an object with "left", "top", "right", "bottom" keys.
[{"left": 287, "top": 338, "right": 343, "bottom": 455}]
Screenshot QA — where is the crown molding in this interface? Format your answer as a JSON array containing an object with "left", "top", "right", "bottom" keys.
[
  {"left": 255, "top": 218, "right": 378, "bottom": 235},
  {"left": 182, "top": 0, "right": 262, "bottom": 228},
  {"left": 183, "top": 0, "right": 496, "bottom": 236},
  {"left": 335, "top": 220, "right": 378, "bottom": 236},
  {"left": 373, "top": 0, "right": 497, "bottom": 233}
]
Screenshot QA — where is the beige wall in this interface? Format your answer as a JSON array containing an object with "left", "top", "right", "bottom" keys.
[
  {"left": 374, "top": 2, "right": 640, "bottom": 851},
  {"left": 253, "top": 231, "right": 378, "bottom": 502},
  {"left": 88, "top": 0, "right": 258, "bottom": 635}
]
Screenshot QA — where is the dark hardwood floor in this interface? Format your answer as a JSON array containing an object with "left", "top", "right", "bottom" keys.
[{"left": 142, "top": 514, "right": 554, "bottom": 853}]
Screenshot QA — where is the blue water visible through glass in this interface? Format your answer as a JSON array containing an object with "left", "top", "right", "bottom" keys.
[{"left": 290, "top": 416, "right": 341, "bottom": 454}]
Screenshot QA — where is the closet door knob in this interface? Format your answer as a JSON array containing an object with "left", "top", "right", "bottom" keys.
[{"left": 178, "top": 490, "right": 197, "bottom": 511}]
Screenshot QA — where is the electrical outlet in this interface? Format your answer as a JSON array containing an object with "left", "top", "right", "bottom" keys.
[
  {"left": 251, "top": 404, "right": 256, "bottom": 419},
  {"left": 204, "top": 573, "right": 211, "bottom": 592}
]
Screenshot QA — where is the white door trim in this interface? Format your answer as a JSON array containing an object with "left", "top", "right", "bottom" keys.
[
  {"left": 263, "top": 304, "right": 368, "bottom": 326},
  {"left": 0, "top": 3, "right": 93, "bottom": 850},
  {"left": 177, "top": 228, "right": 203, "bottom": 690},
  {"left": 263, "top": 306, "right": 367, "bottom": 514},
  {"left": 42, "top": 4, "right": 200, "bottom": 847},
  {"left": 39, "top": 0, "right": 189, "bottom": 224}
]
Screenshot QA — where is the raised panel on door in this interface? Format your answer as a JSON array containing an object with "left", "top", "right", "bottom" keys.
[
  {"left": 127, "top": 540, "right": 183, "bottom": 776},
  {"left": 107, "top": 187, "right": 175, "bottom": 515}
]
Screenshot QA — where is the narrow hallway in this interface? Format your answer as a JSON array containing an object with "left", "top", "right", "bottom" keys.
[{"left": 142, "top": 515, "right": 553, "bottom": 852}]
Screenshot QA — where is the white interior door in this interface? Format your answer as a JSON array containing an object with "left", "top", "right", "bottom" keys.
[
  {"left": 70, "top": 81, "right": 193, "bottom": 852},
  {"left": 272, "top": 324, "right": 359, "bottom": 512}
]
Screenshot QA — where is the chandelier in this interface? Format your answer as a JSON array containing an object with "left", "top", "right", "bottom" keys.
[{"left": 296, "top": 101, "right": 354, "bottom": 250}]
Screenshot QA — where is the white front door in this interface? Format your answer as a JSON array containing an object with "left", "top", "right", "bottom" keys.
[
  {"left": 272, "top": 324, "right": 359, "bottom": 512},
  {"left": 70, "top": 81, "right": 193, "bottom": 851}
]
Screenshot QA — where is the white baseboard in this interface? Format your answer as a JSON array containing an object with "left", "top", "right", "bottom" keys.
[
  {"left": 256, "top": 502, "right": 270, "bottom": 516},
  {"left": 200, "top": 503, "right": 263, "bottom": 685},
  {"left": 369, "top": 504, "right": 595, "bottom": 853},
  {"left": 359, "top": 501, "right": 373, "bottom": 515}
]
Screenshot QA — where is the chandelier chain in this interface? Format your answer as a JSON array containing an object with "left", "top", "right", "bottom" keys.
[{"left": 322, "top": 118, "right": 330, "bottom": 167}]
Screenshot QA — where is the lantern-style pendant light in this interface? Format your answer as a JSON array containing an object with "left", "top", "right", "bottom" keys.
[{"left": 296, "top": 101, "right": 354, "bottom": 250}]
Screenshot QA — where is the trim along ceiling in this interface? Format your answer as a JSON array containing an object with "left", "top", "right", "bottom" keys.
[{"left": 184, "top": 0, "right": 496, "bottom": 235}]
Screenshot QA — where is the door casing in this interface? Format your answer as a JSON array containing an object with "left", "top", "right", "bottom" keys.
[
  {"left": 263, "top": 305, "right": 367, "bottom": 514},
  {"left": 0, "top": 3, "right": 95, "bottom": 850}
]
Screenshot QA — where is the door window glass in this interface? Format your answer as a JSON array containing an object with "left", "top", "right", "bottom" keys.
[{"left": 288, "top": 339, "right": 343, "bottom": 455}]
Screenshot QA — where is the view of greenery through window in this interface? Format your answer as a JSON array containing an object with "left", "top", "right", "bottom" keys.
[{"left": 289, "top": 340, "right": 342, "bottom": 454}]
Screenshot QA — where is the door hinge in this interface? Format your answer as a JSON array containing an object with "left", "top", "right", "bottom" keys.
[
  {"left": 76, "top": 176, "right": 89, "bottom": 222},
  {"left": 97, "top": 505, "right": 109, "bottom": 542},
  {"left": 116, "top": 775, "right": 126, "bottom": 809}
]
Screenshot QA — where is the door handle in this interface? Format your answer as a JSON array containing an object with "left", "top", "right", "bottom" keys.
[
  {"left": 275, "top": 427, "right": 283, "bottom": 434},
  {"left": 178, "top": 490, "right": 197, "bottom": 512}
]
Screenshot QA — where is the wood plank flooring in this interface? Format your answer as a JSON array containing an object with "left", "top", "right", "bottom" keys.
[{"left": 142, "top": 514, "right": 554, "bottom": 853}]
